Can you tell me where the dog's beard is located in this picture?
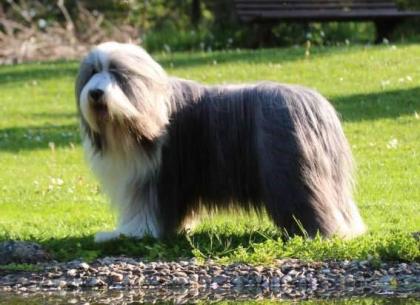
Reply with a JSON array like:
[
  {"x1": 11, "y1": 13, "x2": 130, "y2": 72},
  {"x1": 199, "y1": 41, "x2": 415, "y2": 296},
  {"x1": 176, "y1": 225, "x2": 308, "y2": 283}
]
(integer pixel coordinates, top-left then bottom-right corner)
[
  {"x1": 91, "y1": 106, "x2": 167, "y2": 150},
  {"x1": 85, "y1": 113, "x2": 161, "y2": 155}
]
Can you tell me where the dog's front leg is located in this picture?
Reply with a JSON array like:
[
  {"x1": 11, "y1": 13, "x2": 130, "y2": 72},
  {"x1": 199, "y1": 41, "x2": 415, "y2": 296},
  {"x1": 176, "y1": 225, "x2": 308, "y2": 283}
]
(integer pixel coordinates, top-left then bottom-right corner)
[
  {"x1": 94, "y1": 211, "x2": 160, "y2": 242},
  {"x1": 95, "y1": 187, "x2": 161, "y2": 242}
]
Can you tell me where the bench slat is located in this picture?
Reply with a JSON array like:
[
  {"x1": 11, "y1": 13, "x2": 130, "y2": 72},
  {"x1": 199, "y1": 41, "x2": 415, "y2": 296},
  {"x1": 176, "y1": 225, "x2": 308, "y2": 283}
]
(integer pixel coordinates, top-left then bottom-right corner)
[
  {"x1": 236, "y1": 0, "x2": 394, "y2": 3},
  {"x1": 236, "y1": 4, "x2": 398, "y2": 10},
  {"x1": 234, "y1": 0, "x2": 420, "y2": 21},
  {"x1": 236, "y1": 0, "x2": 395, "y2": 2},
  {"x1": 238, "y1": 9, "x2": 420, "y2": 21}
]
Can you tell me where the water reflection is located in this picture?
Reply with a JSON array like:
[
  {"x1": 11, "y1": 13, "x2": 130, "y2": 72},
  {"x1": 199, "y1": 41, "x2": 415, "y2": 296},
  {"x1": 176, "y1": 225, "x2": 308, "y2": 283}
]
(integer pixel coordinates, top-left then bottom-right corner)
[{"x1": 0, "y1": 290, "x2": 418, "y2": 305}]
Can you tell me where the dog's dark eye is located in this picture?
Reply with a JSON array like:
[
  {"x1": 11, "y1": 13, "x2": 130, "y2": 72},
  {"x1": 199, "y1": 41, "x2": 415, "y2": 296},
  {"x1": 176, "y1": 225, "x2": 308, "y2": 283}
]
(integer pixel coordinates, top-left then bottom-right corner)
[
  {"x1": 109, "y1": 70, "x2": 134, "y2": 99},
  {"x1": 109, "y1": 62, "x2": 133, "y2": 77},
  {"x1": 111, "y1": 70, "x2": 129, "y2": 87}
]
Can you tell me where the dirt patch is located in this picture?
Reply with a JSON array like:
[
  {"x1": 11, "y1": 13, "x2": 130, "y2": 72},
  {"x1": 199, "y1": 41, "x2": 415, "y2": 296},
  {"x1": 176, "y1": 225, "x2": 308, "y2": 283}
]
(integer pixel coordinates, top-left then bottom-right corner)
[{"x1": 0, "y1": 2, "x2": 139, "y2": 64}]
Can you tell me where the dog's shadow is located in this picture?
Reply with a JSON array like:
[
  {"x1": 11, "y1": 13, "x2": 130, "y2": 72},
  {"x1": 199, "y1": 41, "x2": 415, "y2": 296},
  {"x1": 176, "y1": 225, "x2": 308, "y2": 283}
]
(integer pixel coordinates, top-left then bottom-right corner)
[{"x1": 36, "y1": 228, "x2": 283, "y2": 262}]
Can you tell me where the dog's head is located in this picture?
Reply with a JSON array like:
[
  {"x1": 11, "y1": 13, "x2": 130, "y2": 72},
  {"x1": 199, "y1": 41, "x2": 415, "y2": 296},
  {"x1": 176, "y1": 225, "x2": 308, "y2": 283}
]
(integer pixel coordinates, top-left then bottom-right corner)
[{"x1": 76, "y1": 42, "x2": 170, "y2": 152}]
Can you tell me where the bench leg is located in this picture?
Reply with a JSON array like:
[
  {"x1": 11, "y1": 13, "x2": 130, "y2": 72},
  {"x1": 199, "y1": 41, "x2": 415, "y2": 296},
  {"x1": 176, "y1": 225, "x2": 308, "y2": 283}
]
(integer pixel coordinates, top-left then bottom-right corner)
[
  {"x1": 250, "y1": 23, "x2": 275, "y2": 48},
  {"x1": 374, "y1": 19, "x2": 400, "y2": 43},
  {"x1": 191, "y1": 0, "x2": 201, "y2": 28}
]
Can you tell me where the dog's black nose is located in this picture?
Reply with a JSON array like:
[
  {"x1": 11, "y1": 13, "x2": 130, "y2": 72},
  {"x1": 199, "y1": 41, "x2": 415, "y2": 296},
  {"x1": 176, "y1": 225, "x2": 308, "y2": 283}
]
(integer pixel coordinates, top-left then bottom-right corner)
[{"x1": 88, "y1": 89, "x2": 104, "y2": 102}]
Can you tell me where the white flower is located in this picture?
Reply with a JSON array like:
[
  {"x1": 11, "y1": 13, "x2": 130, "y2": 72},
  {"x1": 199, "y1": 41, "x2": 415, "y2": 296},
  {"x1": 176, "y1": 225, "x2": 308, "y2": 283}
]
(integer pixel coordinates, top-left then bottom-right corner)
[
  {"x1": 38, "y1": 19, "x2": 47, "y2": 29},
  {"x1": 381, "y1": 80, "x2": 391, "y2": 88},
  {"x1": 50, "y1": 177, "x2": 64, "y2": 186},
  {"x1": 163, "y1": 44, "x2": 171, "y2": 53},
  {"x1": 387, "y1": 138, "x2": 398, "y2": 149},
  {"x1": 48, "y1": 142, "x2": 55, "y2": 152}
]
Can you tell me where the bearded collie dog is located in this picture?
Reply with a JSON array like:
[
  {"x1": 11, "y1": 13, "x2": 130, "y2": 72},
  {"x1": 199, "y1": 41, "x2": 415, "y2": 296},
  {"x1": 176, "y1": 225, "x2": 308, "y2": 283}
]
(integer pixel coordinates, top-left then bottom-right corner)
[{"x1": 75, "y1": 42, "x2": 366, "y2": 242}]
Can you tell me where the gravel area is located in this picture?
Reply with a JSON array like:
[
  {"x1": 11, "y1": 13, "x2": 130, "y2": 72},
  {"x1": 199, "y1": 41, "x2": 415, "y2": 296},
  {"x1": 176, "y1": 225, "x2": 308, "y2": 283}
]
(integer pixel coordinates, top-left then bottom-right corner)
[
  {"x1": 0, "y1": 241, "x2": 52, "y2": 265},
  {"x1": 1, "y1": 256, "x2": 419, "y2": 301}
]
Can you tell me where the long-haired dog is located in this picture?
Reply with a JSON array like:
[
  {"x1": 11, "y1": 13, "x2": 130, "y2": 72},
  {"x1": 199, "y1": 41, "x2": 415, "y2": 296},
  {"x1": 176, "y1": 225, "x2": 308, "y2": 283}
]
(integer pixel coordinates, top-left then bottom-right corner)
[{"x1": 76, "y1": 42, "x2": 366, "y2": 243}]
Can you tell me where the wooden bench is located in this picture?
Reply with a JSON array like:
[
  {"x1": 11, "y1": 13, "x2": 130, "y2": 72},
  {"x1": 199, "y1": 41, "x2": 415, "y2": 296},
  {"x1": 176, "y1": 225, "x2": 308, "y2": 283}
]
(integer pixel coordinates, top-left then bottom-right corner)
[{"x1": 234, "y1": 0, "x2": 420, "y2": 43}]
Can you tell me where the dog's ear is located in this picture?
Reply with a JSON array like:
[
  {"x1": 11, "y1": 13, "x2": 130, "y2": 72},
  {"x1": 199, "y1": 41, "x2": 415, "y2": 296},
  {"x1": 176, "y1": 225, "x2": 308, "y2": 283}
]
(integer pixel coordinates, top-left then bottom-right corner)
[
  {"x1": 123, "y1": 54, "x2": 170, "y2": 142},
  {"x1": 128, "y1": 112, "x2": 165, "y2": 143},
  {"x1": 108, "y1": 46, "x2": 170, "y2": 143}
]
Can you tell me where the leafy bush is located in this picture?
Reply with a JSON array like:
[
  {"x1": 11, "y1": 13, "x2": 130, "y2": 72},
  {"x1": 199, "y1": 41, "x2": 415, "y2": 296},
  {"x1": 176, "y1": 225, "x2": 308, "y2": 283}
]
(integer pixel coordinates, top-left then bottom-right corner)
[{"x1": 1, "y1": 1, "x2": 419, "y2": 53}]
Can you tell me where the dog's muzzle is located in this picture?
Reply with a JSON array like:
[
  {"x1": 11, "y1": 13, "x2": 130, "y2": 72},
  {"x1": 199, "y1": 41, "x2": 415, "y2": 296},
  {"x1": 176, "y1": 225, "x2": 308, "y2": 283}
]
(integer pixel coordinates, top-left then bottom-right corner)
[{"x1": 88, "y1": 89, "x2": 108, "y2": 119}]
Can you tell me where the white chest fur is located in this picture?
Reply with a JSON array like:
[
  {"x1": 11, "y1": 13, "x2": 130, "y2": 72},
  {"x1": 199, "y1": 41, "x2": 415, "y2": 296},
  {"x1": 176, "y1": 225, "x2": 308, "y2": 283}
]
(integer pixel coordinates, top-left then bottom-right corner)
[{"x1": 83, "y1": 139, "x2": 161, "y2": 241}]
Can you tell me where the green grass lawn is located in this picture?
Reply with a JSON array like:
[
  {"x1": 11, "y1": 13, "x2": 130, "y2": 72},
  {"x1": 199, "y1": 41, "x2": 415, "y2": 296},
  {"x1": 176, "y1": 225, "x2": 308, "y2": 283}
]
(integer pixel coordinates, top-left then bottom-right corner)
[{"x1": 0, "y1": 44, "x2": 419, "y2": 264}]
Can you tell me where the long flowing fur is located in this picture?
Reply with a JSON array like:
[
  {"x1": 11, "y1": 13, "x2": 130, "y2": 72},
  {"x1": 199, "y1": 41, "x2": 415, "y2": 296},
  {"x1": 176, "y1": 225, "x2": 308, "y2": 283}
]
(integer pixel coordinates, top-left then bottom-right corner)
[{"x1": 76, "y1": 42, "x2": 366, "y2": 242}]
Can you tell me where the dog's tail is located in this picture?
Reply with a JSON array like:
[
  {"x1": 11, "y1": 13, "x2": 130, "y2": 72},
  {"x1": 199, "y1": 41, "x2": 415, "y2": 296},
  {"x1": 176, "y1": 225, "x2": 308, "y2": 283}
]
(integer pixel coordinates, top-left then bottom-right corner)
[{"x1": 285, "y1": 85, "x2": 366, "y2": 238}]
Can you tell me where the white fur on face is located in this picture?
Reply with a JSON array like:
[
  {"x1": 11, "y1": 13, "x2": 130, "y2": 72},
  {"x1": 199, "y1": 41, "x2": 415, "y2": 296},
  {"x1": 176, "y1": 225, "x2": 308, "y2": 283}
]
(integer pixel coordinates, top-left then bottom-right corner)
[
  {"x1": 79, "y1": 62, "x2": 139, "y2": 133},
  {"x1": 77, "y1": 42, "x2": 171, "y2": 142}
]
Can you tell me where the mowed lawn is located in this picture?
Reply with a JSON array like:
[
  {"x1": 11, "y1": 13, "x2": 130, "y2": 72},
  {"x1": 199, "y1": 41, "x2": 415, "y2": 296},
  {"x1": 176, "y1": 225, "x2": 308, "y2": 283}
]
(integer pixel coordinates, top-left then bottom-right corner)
[{"x1": 0, "y1": 45, "x2": 419, "y2": 263}]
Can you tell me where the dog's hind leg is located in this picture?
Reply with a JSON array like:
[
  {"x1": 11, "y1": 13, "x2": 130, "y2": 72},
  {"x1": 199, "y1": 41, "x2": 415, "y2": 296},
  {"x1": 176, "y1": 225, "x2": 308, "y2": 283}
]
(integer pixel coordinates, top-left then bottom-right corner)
[
  {"x1": 258, "y1": 131, "x2": 362, "y2": 238},
  {"x1": 256, "y1": 117, "x2": 335, "y2": 237},
  {"x1": 259, "y1": 158, "x2": 329, "y2": 238}
]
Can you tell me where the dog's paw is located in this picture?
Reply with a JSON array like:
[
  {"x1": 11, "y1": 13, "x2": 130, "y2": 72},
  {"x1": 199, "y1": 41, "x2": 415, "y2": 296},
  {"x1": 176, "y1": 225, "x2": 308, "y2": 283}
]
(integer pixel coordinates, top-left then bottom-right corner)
[{"x1": 94, "y1": 230, "x2": 122, "y2": 243}]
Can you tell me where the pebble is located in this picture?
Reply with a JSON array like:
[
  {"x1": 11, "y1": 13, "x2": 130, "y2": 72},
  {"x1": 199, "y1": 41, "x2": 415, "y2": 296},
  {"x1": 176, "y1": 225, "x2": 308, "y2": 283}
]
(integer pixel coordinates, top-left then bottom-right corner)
[
  {"x1": 85, "y1": 277, "x2": 100, "y2": 287},
  {"x1": 66, "y1": 269, "x2": 77, "y2": 277},
  {"x1": 172, "y1": 277, "x2": 189, "y2": 286},
  {"x1": 109, "y1": 272, "x2": 124, "y2": 283},
  {"x1": 231, "y1": 276, "x2": 244, "y2": 286},
  {"x1": 213, "y1": 275, "x2": 229, "y2": 285},
  {"x1": 281, "y1": 275, "x2": 293, "y2": 284},
  {"x1": 79, "y1": 262, "x2": 90, "y2": 271},
  {"x1": 67, "y1": 280, "x2": 80, "y2": 289}
]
